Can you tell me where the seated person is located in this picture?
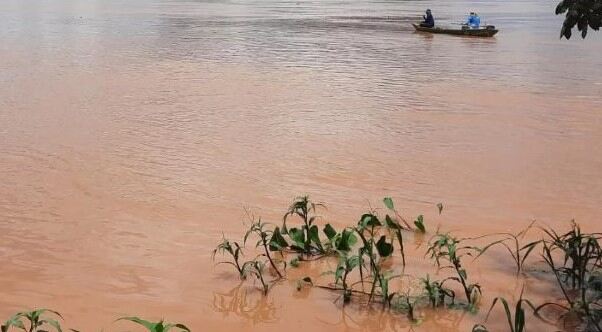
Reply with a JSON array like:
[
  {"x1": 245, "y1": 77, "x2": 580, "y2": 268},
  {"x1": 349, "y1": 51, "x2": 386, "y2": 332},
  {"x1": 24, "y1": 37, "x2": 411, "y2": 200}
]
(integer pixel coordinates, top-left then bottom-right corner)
[
  {"x1": 420, "y1": 9, "x2": 434, "y2": 28},
  {"x1": 465, "y1": 12, "x2": 481, "y2": 29}
]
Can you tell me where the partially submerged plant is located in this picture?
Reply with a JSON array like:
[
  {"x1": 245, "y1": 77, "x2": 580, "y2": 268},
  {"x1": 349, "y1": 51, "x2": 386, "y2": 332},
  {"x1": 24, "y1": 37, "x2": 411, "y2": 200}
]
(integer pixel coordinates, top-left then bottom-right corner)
[
  {"x1": 472, "y1": 287, "x2": 536, "y2": 332},
  {"x1": 282, "y1": 196, "x2": 325, "y2": 254},
  {"x1": 323, "y1": 224, "x2": 357, "y2": 254},
  {"x1": 383, "y1": 213, "x2": 407, "y2": 267},
  {"x1": 117, "y1": 317, "x2": 190, "y2": 332},
  {"x1": 391, "y1": 293, "x2": 421, "y2": 323},
  {"x1": 213, "y1": 218, "x2": 286, "y2": 295},
  {"x1": 427, "y1": 233, "x2": 481, "y2": 306},
  {"x1": 421, "y1": 274, "x2": 455, "y2": 308},
  {"x1": 382, "y1": 197, "x2": 430, "y2": 266},
  {"x1": 413, "y1": 215, "x2": 426, "y2": 233},
  {"x1": 475, "y1": 221, "x2": 541, "y2": 274},
  {"x1": 1, "y1": 309, "x2": 63, "y2": 332},
  {"x1": 383, "y1": 197, "x2": 425, "y2": 233},
  {"x1": 332, "y1": 254, "x2": 362, "y2": 303},
  {"x1": 212, "y1": 237, "x2": 244, "y2": 278},
  {"x1": 242, "y1": 259, "x2": 271, "y2": 295},
  {"x1": 244, "y1": 219, "x2": 285, "y2": 278},
  {"x1": 316, "y1": 211, "x2": 404, "y2": 306},
  {"x1": 543, "y1": 221, "x2": 602, "y2": 290},
  {"x1": 377, "y1": 271, "x2": 403, "y2": 308},
  {"x1": 355, "y1": 212, "x2": 396, "y2": 303},
  {"x1": 538, "y1": 234, "x2": 602, "y2": 331},
  {"x1": 388, "y1": 278, "x2": 431, "y2": 324}
]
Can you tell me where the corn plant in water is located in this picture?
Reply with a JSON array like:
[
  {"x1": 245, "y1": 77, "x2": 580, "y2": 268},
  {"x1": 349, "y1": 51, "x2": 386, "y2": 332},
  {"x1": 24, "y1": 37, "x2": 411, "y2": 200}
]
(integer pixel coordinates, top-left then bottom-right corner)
[
  {"x1": 421, "y1": 274, "x2": 455, "y2": 308},
  {"x1": 332, "y1": 254, "x2": 362, "y2": 303},
  {"x1": 282, "y1": 196, "x2": 326, "y2": 255},
  {"x1": 427, "y1": 233, "x2": 481, "y2": 306},
  {"x1": 472, "y1": 287, "x2": 536, "y2": 332},
  {"x1": 475, "y1": 221, "x2": 541, "y2": 275},
  {"x1": 390, "y1": 293, "x2": 421, "y2": 323},
  {"x1": 1, "y1": 309, "x2": 63, "y2": 332},
  {"x1": 244, "y1": 218, "x2": 285, "y2": 278},
  {"x1": 383, "y1": 197, "x2": 425, "y2": 233},
  {"x1": 323, "y1": 224, "x2": 357, "y2": 254},
  {"x1": 315, "y1": 211, "x2": 405, "y2": 306},
  {"x1": 355, "y1": 213, "x2": 396, "y2": 303},
  {"x1": 242, "y1": 259, "x2": 271, "y2": 295},
  {"x1": 118, "y1": 317, "x2": 190, "y2": 332},
  {"x1": 543, "y1": 221, "x2": 602, "y2": 290},
  {"x1": 212, "y1": 237, "x2": 244, "y2": 278},
  {"x1": 537, "y1": 222, "x2": 602, "y2": 331}
]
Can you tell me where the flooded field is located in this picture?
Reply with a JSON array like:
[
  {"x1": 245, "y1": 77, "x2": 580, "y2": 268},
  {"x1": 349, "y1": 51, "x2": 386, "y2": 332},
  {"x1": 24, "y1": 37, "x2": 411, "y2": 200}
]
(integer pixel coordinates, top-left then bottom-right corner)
[{"x1": 1, "y1": 0, "x2": 601, "y2": 331}]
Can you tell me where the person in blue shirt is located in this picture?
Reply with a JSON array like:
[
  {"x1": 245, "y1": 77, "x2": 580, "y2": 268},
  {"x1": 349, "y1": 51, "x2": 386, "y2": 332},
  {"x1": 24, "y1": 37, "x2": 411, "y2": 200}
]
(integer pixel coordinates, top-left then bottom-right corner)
[
  {"x1": 420, "y1": 9, "x2": 435, "y2": 28},
  {"x1": 465, "y1": 12, "x2": 481, "y2": 28}
]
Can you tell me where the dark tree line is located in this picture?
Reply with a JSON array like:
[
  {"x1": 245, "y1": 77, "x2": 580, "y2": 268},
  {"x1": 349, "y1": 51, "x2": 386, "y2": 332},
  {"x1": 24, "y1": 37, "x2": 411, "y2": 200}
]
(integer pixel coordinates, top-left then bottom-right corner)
[{"x1": 556, "y1": 0, "x2": 602, "y2": 38}]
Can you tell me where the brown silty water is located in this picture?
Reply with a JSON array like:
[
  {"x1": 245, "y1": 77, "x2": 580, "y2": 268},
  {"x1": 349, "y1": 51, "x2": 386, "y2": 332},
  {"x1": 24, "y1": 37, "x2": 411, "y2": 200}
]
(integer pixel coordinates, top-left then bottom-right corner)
[{"x1": 1, "y1": 0, "x2": 601, "y2": 331}]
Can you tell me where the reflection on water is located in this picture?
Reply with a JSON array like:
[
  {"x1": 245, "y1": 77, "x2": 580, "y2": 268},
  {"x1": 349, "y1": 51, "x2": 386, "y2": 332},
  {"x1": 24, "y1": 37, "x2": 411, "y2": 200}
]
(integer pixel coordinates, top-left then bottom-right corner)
[
  {"x1": 212, "y1": 283, "x2": 279, "y2": 323},
  {"x1": 0, "y1": 0, "x2": 601, "y2": 330},
  {"x1": 318, "y1": 307, "x2": 411, "y2": 331}
]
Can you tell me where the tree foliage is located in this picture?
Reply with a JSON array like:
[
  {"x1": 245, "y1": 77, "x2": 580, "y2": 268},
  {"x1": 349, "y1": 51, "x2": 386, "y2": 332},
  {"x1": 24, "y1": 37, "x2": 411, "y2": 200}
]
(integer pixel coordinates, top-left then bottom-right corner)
[{"x1": 556, "y1": 0, "x2": 602, "y2": 39}]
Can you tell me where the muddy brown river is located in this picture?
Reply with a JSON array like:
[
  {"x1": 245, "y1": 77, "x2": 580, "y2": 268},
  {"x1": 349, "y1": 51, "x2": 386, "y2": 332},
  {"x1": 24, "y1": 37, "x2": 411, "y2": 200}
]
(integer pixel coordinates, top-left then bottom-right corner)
[{"x1": 1, "y1": 0, "x2": 601, "y2": 331}]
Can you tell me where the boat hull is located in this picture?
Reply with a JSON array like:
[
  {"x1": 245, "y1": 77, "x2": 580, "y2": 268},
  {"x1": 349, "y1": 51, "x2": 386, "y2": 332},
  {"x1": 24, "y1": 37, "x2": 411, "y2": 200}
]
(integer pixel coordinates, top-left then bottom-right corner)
[{"x1": 412, "y1": 24, "x2": 498, "y2": 37}]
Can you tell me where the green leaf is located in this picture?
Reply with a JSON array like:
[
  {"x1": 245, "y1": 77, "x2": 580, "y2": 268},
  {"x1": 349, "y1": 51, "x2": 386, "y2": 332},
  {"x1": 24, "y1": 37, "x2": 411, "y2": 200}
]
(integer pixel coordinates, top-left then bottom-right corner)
[
  {"x1": 117, "y1": 316, "x2": 189, "y2": 332},
  {"x1": 495, "y1": 298, "x2": 514, "y2": 332},
  {"x1": 334, "y1": 262, "x2": 345, "y2": 283},
  {"x1": 336, "y1": 228, "x2": 357, "y2": 252},
  {"x1": 376, "y1": 236, "x2": 394, "y2": 257},
  {"x1": 359, "y1": 213, "x2": 381, "y2": 228},
  {"x1": 2, "y1": 316, "x2": 26, "y2": 332},
  {"x1": 268, "y1": 227, "x2": 289, "y2": 251},
  {"x1": 383, "y1": 197, "x2": 395, "y2": 210},
  {"x1": 385, "y1": 215, "x2": 400, "y2": 230},
  {"x1": 308, "y1": 225, "x2": 323, "y2": 250},
  {"x1": 288, "y1": 228, "x2": 305, "y2": 248},
  {"x1": 561, "y1": 23, "x2": 573, "y2": 39},
  {"x1": 556, "y1": 1, "x2": 567, "y2": 15},
  {"x1": 518, "y1": 240, "x2": 540, "y2": 267},
  {"x1": 32, "y1": 309, "x2": 63, "y2": 321},
  {"x1": 323, "y1": 224, "x2": 337, "y2": 240},
  {"x1": 347, "y1": 255, "x2": 361, "y2": 270},
  {"x1": 414, "y1": 215, "x2": 426, "y2": 233},
  {"x1": 165, "y1": 324, "x2": 191, "y2": 332},
  {"x1": 117, "y1": 317, "x2": 157, "y2": 332}
]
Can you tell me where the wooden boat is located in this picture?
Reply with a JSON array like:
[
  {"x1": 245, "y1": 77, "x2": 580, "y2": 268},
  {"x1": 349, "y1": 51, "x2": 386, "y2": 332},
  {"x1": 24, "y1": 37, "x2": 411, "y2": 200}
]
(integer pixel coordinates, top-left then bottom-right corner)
[{"x1": 412, "y1": 23, "x2": 498, "y2": 37}]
